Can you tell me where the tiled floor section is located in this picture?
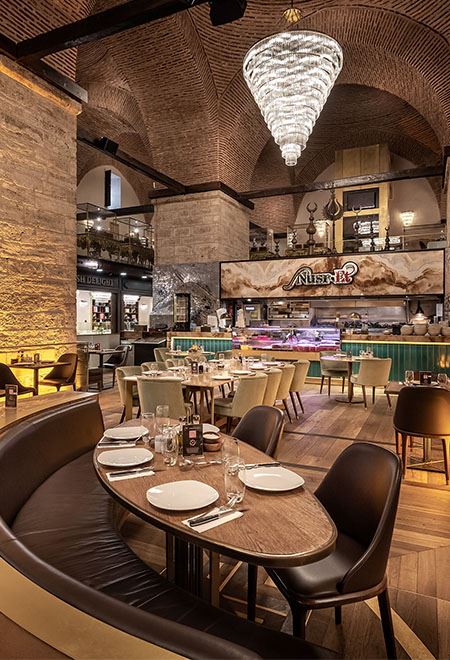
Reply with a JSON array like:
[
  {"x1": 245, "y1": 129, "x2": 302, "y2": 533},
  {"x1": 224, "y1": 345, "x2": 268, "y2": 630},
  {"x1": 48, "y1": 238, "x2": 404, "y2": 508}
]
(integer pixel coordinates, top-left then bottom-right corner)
[{"x1": 101, "y1": 382, "x2": 450, "y2": 658}]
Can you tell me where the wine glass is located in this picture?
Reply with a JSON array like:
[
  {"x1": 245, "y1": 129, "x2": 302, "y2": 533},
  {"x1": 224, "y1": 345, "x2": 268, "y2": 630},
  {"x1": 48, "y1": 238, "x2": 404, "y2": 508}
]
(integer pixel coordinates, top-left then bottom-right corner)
[
  {"x1": 224, "y1": 459, "x2": 246, "y2": 505},
  {"x1": 437, "y1": 373, "x2": 448, "y2": 388},
  {"x1": 404, "y1": 370, "x2": 414, "y2": 386}
]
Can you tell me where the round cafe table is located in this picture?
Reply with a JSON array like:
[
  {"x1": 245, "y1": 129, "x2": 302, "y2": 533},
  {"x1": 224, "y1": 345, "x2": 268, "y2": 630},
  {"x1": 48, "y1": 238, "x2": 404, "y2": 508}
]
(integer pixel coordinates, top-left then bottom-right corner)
[
  {"x1": 321, "y1": 355, "x2": 379, "y2": 404},
  {"x1": 94, "y1": 421, "x2": 336, "y2": 603}
]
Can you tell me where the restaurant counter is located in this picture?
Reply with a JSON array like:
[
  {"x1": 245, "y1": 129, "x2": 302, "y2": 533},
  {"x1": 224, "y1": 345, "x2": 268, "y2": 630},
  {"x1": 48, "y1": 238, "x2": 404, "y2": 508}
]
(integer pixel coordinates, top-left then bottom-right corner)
[{"x1": 167, "y1": 331, "x2": 233, "y2": 356}]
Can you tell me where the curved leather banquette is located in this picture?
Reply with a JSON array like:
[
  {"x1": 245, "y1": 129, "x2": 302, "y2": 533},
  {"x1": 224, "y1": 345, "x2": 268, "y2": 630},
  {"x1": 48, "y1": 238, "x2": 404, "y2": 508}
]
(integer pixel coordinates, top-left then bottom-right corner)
[{"x1": 0, "y1": 396, "x2": 337, "y2": 659}]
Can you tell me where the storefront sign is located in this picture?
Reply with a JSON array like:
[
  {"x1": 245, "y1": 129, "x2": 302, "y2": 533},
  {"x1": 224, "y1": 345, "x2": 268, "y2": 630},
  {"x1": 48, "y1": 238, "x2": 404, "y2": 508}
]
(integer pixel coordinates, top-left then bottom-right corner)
[
  {"x1": 76, "y1": 272, "x2": 118, "y2": 289},
  {"x1": 220, "y1": 250, "x2": 444, "y2": 299},
  {"x1": 283, "y1": 261, "x2": 358, "y2": 290}
]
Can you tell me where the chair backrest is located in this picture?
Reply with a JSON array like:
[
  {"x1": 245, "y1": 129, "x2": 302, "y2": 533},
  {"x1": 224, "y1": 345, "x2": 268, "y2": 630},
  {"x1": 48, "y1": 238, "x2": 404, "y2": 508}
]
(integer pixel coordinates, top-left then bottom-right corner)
[
  {"x1": 106, "y1": 346, "x2": 130, "y2": 367},
  {"x1": 315, "y1": 443, "x2": 401, "y2": 593},
  {"x1": 116, "y1": 366, "x2": 142, "y2": 406},
  {"x1": 262, "y1": 368, "x2": 282, "y2": 406},
  {"x1": 45, "y1": 353, "x2": 78, "y2": 383},
  {"x1": 233, "y1": 406, "x2": 284, "y2": 457},
  {"x1": 394, "y1": 386, "x2": 450, "y2": 437},
  {"x1": 290, "y1": 360, "x2": 310, "y2": 392},
  {"x1": 0, "y1": 363, "x2": 24, "y2": 390},
  {"x1": 356, "y1": 358, "x2": 392, "y2": 387},
  {"x1": 141, "y1": 361, "x2": 168, "y2": 372},
  {"x1": 275, "y1": 363, "x2": 295, "y2": 400},
  {"x1": 184, "y1": 354, "x2": 207, "y2": 364},
  {"x1": 231, "y1": 374, "x2": 267, "y2": 419},
  {"x1": 320, "y1": 352, "x2": 347, "y2": 373},
  {"x1": 153, "y1": 347, "x2": 169, "y2": 362},
  {"x1": 136, "y1": 378, "x2": 186, "y2": 418}
]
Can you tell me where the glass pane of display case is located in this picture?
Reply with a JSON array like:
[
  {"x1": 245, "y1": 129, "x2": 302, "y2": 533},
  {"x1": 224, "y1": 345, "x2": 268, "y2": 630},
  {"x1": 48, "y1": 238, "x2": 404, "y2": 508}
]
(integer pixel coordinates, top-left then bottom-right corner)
[
  {"x1": 232, "y1": 326, "x2": 341, "y2": 353},
  {"x1": 77, "y1": 290, "x2": 113, "y2": 335}
]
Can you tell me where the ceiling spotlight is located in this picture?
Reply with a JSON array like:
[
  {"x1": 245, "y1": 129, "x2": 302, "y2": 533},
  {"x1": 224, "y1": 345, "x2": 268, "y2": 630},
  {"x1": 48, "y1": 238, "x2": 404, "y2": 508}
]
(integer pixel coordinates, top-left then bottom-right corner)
[
  {"x1": 142, "y1": 275, "x2": 148, "y2": 279},
  {"x1": 96, "y1": 268, "x2": 103, "y2": 273},
  {"x1": 120, "y1": 272, "x2": 127, "y2": 277}
]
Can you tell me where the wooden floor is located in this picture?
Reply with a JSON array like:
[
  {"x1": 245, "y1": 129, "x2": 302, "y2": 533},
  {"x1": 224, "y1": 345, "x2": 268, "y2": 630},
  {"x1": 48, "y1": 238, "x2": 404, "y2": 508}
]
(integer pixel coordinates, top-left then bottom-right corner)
[{"x1": 98, "y1": 380, "x2": 450, "y2": 659}]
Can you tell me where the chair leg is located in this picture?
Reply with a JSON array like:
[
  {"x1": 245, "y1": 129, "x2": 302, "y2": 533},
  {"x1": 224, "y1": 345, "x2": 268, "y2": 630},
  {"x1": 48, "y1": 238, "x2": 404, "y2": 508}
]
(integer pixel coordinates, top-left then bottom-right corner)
[
  {"x1": 401, "y1": 433, "x2": 408, "y2": 477},
  {"x1": 378, "y1": 589, "x2": 397, "y2": 659},
  {"x1": 290, "y1": 602, "x2": 308, "y2": 638},
  {"x1": 226, "y1": 417, "x2": 232, "y2": 434},
  {"x1": 112, "y1": 370, "x2": 116, "y2": 387},
  {"x1": 372, "y1": 386, "x2": 376, "y2": 404},
  {"x1": 296, "y1": 391, "x2": 304, "y2": 414},
  {"x1": 341, "y1": 377, "x2": 345, "y2": 393},
  {"x1": 283, "y1": 399, "x2": 292, "y2": 423},
  {"x1": 334, "y1": 605, "x2": 342, "y2": 625},
  {"x1": 362, "y1": 385, "x2": 367, "y2": 408},
  {"x1": 327, "y1": 377, "x2": 331, "y2": 397},
  {"x1": 320, "y1": 376, "x2": 324, "y2": 394},
  {"x1": 386, "y1": 392, "x2": 392, "y2": 408},
  {"x1": 290, "y1": 391, "x2": 299, "y2": 418},
  {"x1": 247, "y1": 564, "x2": 258, "y2": 622},
  {"x1": 442, "y1": 438, "x2": 450, "y2": 485},
  {"x1": 120, "y1": 407, "x2": 125, "y2": 424},
  {"x1": 136, "y1": 405, "x2": 141, "y2": 418}
]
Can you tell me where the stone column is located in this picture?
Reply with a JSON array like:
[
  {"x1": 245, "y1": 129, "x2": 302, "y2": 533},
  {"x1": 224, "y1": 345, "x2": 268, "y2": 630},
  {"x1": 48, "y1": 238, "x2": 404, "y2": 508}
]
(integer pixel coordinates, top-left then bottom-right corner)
[
  {"x1": 0, "y1": 56, "x2": 80, "y2": 349},
  {"x1": 445, "y1": 183, "x2": 450, "y2": 318},
  {"x1": 151, "y1": 191, "x2": 250, "y2": 326}
]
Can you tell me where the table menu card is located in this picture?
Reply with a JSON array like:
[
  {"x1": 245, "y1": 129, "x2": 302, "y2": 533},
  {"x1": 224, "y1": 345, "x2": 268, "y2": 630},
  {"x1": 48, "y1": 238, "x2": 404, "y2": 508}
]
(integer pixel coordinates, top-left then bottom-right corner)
[
  {"x1": 182, "y1": 424, "x2": 204, "y2": 456},
  {"x1": 5, "y1": 384, "x2": 18, "y2": 408}
]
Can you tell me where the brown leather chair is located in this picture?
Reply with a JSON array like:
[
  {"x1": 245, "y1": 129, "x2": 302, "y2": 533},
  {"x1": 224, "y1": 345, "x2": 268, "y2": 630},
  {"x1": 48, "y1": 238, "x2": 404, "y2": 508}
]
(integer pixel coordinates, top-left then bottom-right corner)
[
  {"x1": 40, "y1": 352, "x2": 78, "y2": 391},
  {"x1": 266, "y1": 443, "x2": 401, "y2": 659},
  {"x1": 103, "y1": 345, "x2": 131, "y2": 387},
  {"x1": 233, "y1": 405, "x2": 285, "y2": 621},
  {"x1": 0, "y1": 363, "x2": 36, "y2": 396},
  {"x1": 393, "y1": 385, "x2": 450, "y2": 484}
]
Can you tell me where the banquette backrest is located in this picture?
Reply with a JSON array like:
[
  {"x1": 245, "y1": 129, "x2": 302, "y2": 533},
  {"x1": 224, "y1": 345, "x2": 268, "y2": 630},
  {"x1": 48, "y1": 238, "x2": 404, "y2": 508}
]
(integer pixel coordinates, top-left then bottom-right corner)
[{"x1": 0, "y1": 397, "x2": 104, "y2": 525}]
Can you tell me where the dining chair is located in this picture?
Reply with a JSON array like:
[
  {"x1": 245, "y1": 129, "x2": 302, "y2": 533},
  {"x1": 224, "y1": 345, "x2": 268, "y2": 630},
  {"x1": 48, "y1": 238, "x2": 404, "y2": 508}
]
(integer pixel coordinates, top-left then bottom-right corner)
[
  {"x1": 274, "y1": 363, "x2": 295, "y2": 422},
  {"x1": 116, "y1": 366, "x2": 142, "y2": 423},
  {"x1": 39, "y1": 353, "x2": 78, "y2": 392},
  {"x1": 214, "y1": 374, "x2": 267, "y2": 433},
  {"x1": 289, "y1": 360, "x2": 310, "y2": 417},
  {"x1": 142, "y1": 361, "x2": 168, "y2": 372},
  {"x1": 154, "y1": 347, "x2": 170, "y2": 362},
  {"x1": 266, "y1": 443, "x2": 401, "y2": 659},
  {"x1": 262, "y1": 368, "x2": 282, "y2": 406},
  {"x1": 137, "y1": 377, "x2": 186, "y2": 419},
  {"x1": 0, "y1": 363, "x2": 36, "y2": 396},
  {"x1": 103, "y1": 345, "x2": 130, "y2": 387},
  {"x1": 393, "y1": 385, "x2": 450, "y2": 484},
  {"x1": 350, "y1": 358, "x2": 392, "y2": 408},
  {"x1": 319, "y1": 352, "x2": 347, "y2": 397}
]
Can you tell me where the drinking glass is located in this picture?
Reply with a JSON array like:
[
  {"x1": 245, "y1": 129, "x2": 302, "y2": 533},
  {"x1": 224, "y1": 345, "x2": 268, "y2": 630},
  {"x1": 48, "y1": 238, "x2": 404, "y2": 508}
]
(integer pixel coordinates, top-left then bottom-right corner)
[
  {"x1": 193, "y1": 414, "x2": 201, "y2": 425},
  {"x1": 222, "y1": 436, "x2": 240, "y2": 465},
  {"x1": 184, "y1": 402, "x2": 194, "y2": 424},
  {"x1": 260, "y1": 353, "x2": 268, "y2": 364},
  {"x1": 437, "y1": 373, "x2": 448, "y2": 388},
  {"x1": 218, "y1": 353, "x2": 225, "y2": 361},
  {"x1": 140, "y1": 412, "x2": 155, "y2": 446},
  {"x1": 176, "y1": 344, "x2": 182, "y2": 354},
  {"x1": 224, "y1": 459, "x2": 246, "y2": 505},
  {"x1": 162, "y1": 428, "x2": 178, "y2": 466},
  {"x1": 404, "y1": 370, "x2": 414, "y2": 386}
]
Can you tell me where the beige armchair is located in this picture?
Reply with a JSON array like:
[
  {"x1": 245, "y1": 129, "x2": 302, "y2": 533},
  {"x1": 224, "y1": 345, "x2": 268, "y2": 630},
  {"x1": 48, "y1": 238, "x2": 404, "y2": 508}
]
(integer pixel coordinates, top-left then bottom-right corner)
[
  {"x1": 262, "y1": 368, "x2": 282, "y2": 406},
  {"x1": 214, "y1": 374, "x2": 267, "y2": 433},
  {"x1": 136, "y1": 377, "x2": 186, "y2": 419},
  {"x1": 320, "y1": 351, "x2": 347, "y2": 396},
  {"x1": 141, "y1": 361, "x2": 168, "y2": 372},
  {"x1": 289, "y1": 360, "x2": 310, "y2": 417},
  {"x1": 350, "y1": 358, "x2": 392, "y2": 408},
  {"x1": 116, "y1": 366, "x2": 142, "y2": 423},
  {"x1": 154, "y1": 347, "x2": 170, "y2": 362},
  {"x1": 274, "y1": 363, "x2": 295, "y2": 422}
]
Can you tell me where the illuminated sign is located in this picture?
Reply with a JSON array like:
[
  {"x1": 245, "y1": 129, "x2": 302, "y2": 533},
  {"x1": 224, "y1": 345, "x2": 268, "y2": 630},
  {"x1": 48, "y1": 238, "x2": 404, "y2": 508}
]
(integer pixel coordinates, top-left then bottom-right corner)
[{"x1": 283, "y1": 261, "x2": 358, "y2": 290}]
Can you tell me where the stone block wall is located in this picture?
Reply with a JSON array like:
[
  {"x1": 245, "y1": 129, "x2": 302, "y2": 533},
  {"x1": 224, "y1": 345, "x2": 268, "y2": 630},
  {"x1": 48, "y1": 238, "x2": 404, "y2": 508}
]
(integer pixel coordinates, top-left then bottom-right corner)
[
  {"x1": 153, "y1": 191, "x2": 250, "y2": 265},
  {"x1": 0, "y1": 56, "x2": 79, "y2": 348}
]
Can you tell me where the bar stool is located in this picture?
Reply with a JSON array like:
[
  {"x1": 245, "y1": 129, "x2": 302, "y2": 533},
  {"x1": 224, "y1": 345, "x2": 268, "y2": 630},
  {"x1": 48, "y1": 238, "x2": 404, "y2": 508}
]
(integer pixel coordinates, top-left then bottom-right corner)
[{"x1": 393, "y1": 385, "x2": 450, "y2": 484}]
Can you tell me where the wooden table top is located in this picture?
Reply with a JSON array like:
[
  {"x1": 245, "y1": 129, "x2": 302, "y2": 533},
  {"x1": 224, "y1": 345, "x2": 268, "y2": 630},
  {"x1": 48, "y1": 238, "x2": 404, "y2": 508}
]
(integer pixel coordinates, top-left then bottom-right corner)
[
  {"x1": 385, "y1": 381, "x2": 450, "y2": 395},
  {"x1": 88, "y1": 349, "x2": 118, "y2": 355},
  {"x1": 94, "y1": 428, "x2": 337, "y2": 568},
  {"x1": 124, "y1": 373, "x2": 236, "y2": 388},
  {"x1": 9, "y1": 361, "x2": 70, "y2": 370}
]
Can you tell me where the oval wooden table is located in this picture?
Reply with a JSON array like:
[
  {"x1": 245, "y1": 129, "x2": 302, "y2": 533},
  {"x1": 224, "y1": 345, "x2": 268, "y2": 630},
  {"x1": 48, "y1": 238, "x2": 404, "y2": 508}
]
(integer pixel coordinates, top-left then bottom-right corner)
[{"x1": 94, "y1": 421, "x2": 337, "y2": 605}]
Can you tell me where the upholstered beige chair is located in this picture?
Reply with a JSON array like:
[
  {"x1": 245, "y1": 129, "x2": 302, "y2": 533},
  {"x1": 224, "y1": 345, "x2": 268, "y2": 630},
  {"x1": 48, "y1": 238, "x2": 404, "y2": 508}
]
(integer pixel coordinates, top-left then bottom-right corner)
[
  {"x1": 274, "y1": 363, "x2": 295, "y2": 422},
  {"x1": 262, "y1": 368, "x2": 282, "y2": 406},
  {"x1": 136, "y1": 377, "x2": 186, "y2": 418},
  {"x1": 116, "y1": 366, "x2": 142, "y2": 423},
  {"x1": 154, "y1": 347, "x2": 170, "y2": 362},
  {"x1": 319, "y1": 351, "x2": 347, "y2": 396},
  {"x1": 289, "y1": 360, "x2": 310, "y2": 417},
  {"x1": 214, "y1": 374, "x2": 267, "y2": 433},
  {"x1": 350, "y1": 358, "x2": 392, "y2": 408},
  {"x1": 141, "y1": 361, "x2": 168, "y2": 372}
]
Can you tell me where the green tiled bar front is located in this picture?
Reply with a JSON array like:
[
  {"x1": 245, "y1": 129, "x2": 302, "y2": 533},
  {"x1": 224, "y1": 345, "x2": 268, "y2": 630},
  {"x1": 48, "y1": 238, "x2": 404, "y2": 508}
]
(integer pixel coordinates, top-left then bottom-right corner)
[
  {"x1": 170, "y1": 336, "x2": 233, "y2": 357},
  {"x1": 338, "y1": 341, "x2": 450, "y2": 381}
]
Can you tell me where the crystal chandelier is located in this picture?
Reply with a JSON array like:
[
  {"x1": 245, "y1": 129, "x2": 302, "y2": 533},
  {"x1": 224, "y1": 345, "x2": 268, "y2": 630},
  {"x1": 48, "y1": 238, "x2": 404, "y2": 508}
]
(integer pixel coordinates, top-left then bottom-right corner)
[{"x1": 243, "y1": 26, "x2": 343, "y2": 166}]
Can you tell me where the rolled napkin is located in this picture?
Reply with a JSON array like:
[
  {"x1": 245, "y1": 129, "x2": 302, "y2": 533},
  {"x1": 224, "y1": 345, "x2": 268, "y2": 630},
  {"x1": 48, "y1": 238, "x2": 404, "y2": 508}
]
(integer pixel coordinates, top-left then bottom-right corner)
[{"x1": 182, "y1": 507, "x2": 243, "y2": 533}]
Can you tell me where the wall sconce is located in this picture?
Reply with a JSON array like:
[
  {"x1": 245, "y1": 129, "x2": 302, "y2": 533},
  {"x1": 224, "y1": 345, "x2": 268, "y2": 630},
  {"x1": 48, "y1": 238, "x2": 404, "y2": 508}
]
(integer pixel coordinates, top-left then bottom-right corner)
[{"x1": 400, "y1": 211, "x2": 415, "y2": 227}]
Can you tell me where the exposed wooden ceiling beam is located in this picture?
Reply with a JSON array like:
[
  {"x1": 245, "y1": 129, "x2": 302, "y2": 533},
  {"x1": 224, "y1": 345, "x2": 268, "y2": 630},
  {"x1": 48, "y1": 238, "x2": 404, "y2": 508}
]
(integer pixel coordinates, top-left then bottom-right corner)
[
  {"x1": 16, "y1": 0, "x2": 208, "y2": 61},
  {"x1": 241, "y1": 165, "x2": 444, "y2": 199},
  {"x1": 78, "y1": 133, "x2": 186, "y2": 193},
  {"x1": 150, "y1": 180, "x2": 255, "y2": 210}
]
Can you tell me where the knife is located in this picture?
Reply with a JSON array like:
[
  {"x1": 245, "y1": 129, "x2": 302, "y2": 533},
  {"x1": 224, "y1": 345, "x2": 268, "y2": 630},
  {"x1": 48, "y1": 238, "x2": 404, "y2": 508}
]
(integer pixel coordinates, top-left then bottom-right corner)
[
  {"x1": 189, "y1": 508, "x2": 246, "y2": 528},
  {"x1": 244, "y1": 462, "x2": 281, "y2": 470},
  {"x1": 108, "y1": 466, "x2": 162, "y2": 477}
]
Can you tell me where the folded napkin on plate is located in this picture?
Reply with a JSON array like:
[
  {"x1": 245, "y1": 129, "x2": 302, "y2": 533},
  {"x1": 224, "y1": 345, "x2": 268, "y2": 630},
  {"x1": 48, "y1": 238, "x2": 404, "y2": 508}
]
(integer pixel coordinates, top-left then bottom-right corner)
[
  {"x1": 107, "y1": 469, "x2": 155, "y2": 482},
  {"x1": 182, "y1": 508, "x2": 243, "y2": 533}
]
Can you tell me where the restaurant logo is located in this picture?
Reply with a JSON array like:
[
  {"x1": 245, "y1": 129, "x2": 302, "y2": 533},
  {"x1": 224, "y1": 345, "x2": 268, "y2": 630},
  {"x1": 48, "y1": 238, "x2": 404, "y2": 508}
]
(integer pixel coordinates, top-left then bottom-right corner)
[{"x1": 282, "y1": 261, "x2": 359, "y2": 290}]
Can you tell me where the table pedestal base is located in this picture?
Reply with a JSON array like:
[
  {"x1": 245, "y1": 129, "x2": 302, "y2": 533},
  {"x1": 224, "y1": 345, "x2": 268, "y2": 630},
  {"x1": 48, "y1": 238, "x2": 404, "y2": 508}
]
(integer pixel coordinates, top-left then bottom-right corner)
[{"x1": 335, "y1": 396, "x2": 364, "y2": 404}]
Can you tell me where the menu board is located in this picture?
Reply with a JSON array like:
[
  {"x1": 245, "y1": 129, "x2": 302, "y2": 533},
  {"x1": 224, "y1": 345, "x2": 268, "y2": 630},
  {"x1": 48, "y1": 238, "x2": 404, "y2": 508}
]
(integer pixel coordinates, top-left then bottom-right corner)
[{"x1": 220, "y1": 250, "x2": 444, "y2": 299}]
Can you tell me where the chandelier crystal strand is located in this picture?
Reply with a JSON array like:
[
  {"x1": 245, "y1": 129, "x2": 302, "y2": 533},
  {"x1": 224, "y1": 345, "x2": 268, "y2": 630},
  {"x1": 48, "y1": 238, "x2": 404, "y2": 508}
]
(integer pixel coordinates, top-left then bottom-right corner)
[{"x1": 243, "y1": 31, "x2": 343, "y2": 166}]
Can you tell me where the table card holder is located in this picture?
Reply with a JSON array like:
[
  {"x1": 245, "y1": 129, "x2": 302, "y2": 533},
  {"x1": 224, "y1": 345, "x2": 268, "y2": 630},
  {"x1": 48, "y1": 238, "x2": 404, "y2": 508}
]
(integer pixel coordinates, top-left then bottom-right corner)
[
  {"x1": 182, "y1": 424, "x2": 204, "y2": 457},
  {"x1": 419, "y1": 371, "x2": 432, "y2": 385},
  {"x1": 5, "y1": 384, "x2": 18, "y2": 408},
  {"x1": 191, "y1": 361, "x2": 199, "y2": 375},
  {"x1": 33, "y1": 353, "x2": 40, "y2": 363}
]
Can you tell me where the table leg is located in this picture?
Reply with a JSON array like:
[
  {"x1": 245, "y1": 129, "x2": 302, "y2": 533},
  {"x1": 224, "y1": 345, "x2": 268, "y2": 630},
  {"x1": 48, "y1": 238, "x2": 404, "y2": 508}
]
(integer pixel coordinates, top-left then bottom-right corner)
[
  {"x1": 423, "y1": 437, "x2": 432, "y2": 462},
  {"x1": 210, "y1": 388, "x2": 215, "y2": 425},
  {"x1": 165, "y1": 532, "x2": 175, "y2": 582},
  {"x1": 335, "y1": 361, "x2": 364, "y2": 404},
  {"x1": 33, "y1": 369, "x2": 39, "y2": 396},
  {"x1": 209, "y1": 550, "x2": 220, "y2": 607},
  {"x1": 124, "y1": 380, "x2": 134, "y2": 421},
  {"x1": 98, "y1": 355, "x2": 104, "y2": 391}
]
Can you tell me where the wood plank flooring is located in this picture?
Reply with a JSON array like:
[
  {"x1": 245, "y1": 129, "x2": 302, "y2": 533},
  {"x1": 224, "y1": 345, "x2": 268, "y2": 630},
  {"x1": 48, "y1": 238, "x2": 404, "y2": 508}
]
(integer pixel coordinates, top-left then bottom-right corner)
[{"x1": 99, "y1": 381, "x2": 450, "y2": 659}]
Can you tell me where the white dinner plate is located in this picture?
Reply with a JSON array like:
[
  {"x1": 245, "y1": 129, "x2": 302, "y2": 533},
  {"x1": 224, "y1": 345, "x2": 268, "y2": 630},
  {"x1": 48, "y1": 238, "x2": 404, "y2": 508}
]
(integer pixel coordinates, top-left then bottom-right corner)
[
  {"x1": 104, "y1": 425, "x2": 148, "y2": 440},
  {"x1": 146, "y1": 480, "x2": 219, "y2": 511},
  {"x1": 211, "y1": 374, "x2": 231, "y2": 380},
  {"x1": 203, "y1": 423, "x2": 220, "y2": 433},
  {"x1": 240, "y1": 466, "x2": 305, "y2": 492},
  {"x1": 249, "y1": 364, "x2": 266, "y2": 370},
  {"x1": 97, "y1": 448, "x2": 153, "y2": 468},
  {"x1": 230, "y1": 370, "x2": 252, "y2": 375}
]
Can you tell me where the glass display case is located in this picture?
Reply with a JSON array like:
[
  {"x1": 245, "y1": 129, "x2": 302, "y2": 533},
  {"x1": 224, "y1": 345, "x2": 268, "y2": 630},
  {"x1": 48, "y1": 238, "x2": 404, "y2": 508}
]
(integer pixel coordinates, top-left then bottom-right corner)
[{"x1": 232, "y1": 326, "x2": 340, "y2": 353}]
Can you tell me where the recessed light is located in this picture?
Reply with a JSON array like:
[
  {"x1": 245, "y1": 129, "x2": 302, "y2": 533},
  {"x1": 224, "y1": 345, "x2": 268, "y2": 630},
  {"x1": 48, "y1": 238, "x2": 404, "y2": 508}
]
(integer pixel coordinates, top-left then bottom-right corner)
[
  {"x1": 120, "y1": 272, "x2": 127, "y2": 276},
  {"x1": 96, "y1": 268, "x2": 103, "y2": 273},
  {"x1": 142, "y1": 275, "x2": 148, "y2": 279}
]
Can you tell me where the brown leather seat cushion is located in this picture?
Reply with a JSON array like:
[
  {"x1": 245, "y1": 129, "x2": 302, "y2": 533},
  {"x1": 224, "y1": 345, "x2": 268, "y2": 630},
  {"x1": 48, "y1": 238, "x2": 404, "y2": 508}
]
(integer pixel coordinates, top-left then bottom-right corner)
[{"x1": 12, "y1": 451, "x2": 336, "y2": 659}]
